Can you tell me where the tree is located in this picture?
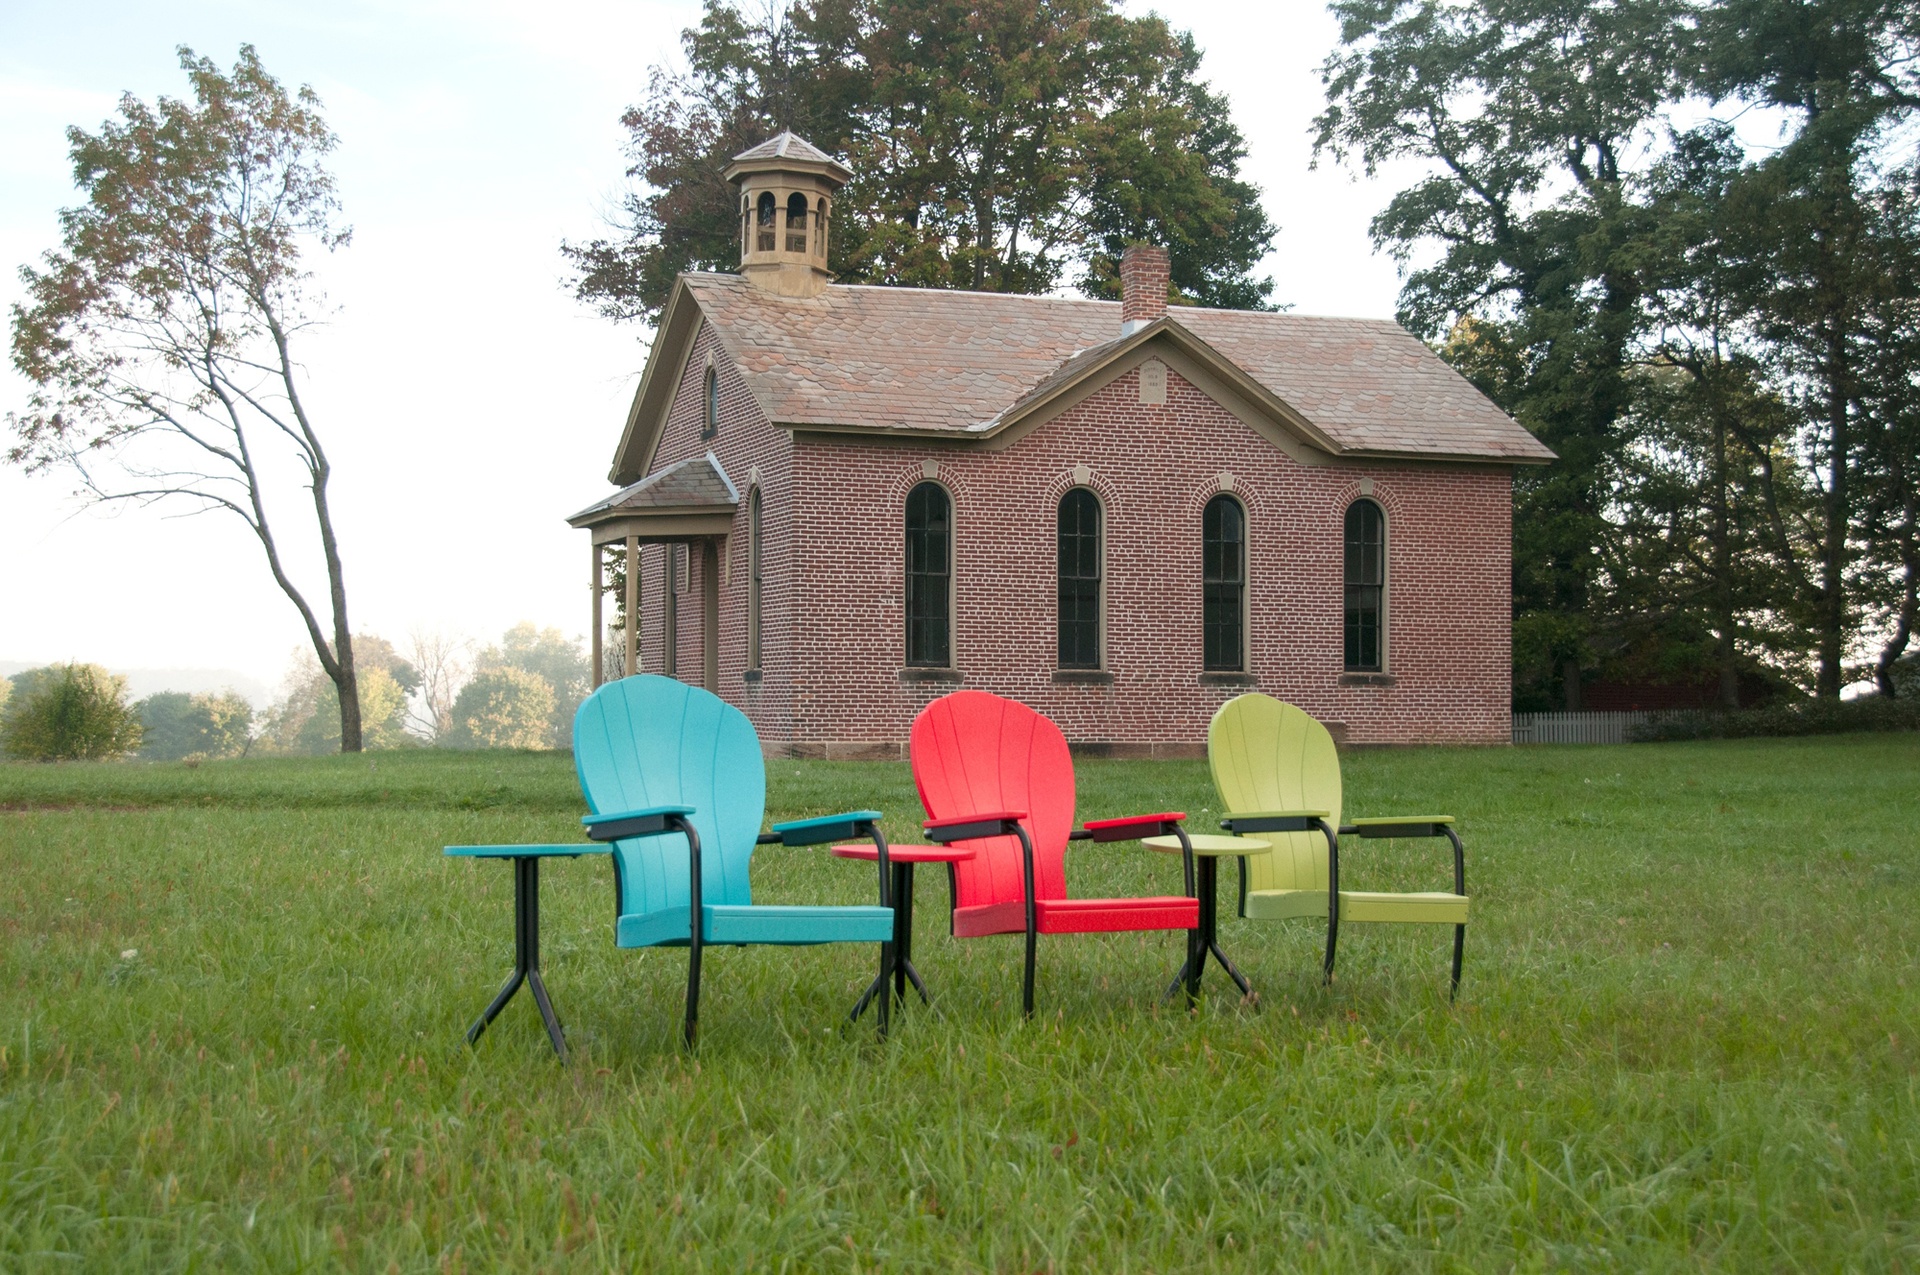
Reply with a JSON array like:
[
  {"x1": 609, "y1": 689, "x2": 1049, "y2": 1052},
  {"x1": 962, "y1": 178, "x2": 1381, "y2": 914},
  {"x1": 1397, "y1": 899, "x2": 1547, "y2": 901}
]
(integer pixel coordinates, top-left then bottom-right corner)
[
  {"x1": 1318, "y1": 0, "x2": 1684, "y2": 707},
  {"x1": 135, "y1": 689, "x2": 254, "y2": 760},
  {"x1": 565, "y1": 0, "x2": 1277, "y2": 323},
  {"x1": 258, "y1": 638, "x2": 412, "y2": 754},
  {"x1": 7, "y1": 46, "x2": 368, "y2": 747},
  {"x1": 403, "y1": 629, "x2": 472, "y2": 743},
  {"x1": 2, "y1": 663, "x2": 143, "y2": 761},
  {"x1": 447, "y1": 667, "x2": 556, "y2": 750},
  {"x1": 474, "y1": 623, "x2": 589, "y2": 749},
  {"x1": 1320, "y1": 0, "x2": 1920, "y2": 704}
]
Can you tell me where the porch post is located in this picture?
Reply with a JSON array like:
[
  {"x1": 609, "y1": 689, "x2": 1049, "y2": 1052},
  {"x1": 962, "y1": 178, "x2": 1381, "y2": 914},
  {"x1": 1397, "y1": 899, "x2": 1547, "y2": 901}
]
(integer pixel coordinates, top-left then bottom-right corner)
[
  {"x1": 702, "y1": 539, "x2": 720, "y2": 693},
  {"x1": 590, "y1": 538, "x2": 604, "y2": 689},
  {"x1": 624, "y1": 533, "x2": 641, "y2": 680}
]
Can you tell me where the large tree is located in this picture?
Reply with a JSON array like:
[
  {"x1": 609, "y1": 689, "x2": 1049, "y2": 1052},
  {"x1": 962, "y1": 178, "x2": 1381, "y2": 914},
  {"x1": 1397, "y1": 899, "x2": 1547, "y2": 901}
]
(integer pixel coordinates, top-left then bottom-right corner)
[
  {"x1": 1320, "y1": 0, "x2": 1920, "y2": 704},
  {"x1": 7, "y1": 46, "x2": 368, "y2": 748},
  {"x1": 565, "y1": 0, "x2": 1278, "y2": 323}
]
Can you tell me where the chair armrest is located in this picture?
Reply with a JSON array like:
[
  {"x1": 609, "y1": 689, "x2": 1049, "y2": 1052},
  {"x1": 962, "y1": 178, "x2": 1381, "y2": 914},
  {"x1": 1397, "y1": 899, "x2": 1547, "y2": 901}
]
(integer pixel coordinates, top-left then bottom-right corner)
[
  {"x1": 763, "y1": 810, "x2": 885, "y2": 846},
  {"x1": 1340, "y1": 816, "x2": 1456, "y2": 838},
  {"x1": 923, "y1": 811, "x2": 1027, "y2": 843},
  {"x1": 1077, "y1": 812, "x2": 1187, "y2": 843},
  {"x1": 444, "y1": 844, "x2": 611, "y2": 859},
  {"x1": 1220, "y1": 810, "x2": 1331, "y2": 834},
  {"x1": 581, "y1": 805, "x2": 697, "y2": 841}
]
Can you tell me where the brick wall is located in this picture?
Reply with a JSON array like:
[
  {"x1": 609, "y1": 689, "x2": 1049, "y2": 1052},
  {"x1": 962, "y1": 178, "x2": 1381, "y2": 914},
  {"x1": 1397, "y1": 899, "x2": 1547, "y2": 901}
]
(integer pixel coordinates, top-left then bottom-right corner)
[
  {"x1": 786, "y1": 358, "x2": 1512, "y2": 754},
  {"x1": 636, "y1": 328, "x2": 1514, "y2": 755}
]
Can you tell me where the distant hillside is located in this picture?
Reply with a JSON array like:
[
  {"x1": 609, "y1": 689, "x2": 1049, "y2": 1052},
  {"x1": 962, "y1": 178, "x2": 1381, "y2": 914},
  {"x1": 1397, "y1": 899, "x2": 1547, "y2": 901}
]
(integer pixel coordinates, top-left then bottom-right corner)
[{"x1": 0, "y1": 662, "x2": 274, "y2": 708}]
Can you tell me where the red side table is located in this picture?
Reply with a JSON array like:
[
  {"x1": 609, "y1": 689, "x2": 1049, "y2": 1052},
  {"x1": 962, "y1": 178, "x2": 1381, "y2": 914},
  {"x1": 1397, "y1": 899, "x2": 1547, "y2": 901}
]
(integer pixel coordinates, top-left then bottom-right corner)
[{"x1": 832, "y1": 842, "x2": 975, "y2": 1020}]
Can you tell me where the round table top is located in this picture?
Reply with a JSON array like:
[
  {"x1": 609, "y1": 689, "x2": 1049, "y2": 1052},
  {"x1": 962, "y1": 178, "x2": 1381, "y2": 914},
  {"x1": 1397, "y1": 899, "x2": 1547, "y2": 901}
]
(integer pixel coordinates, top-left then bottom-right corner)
[
  {"x1": 1141, "y1": 833, "x2": 1271, "y2": 857},
  {"x1": 831, "y1": 843, "x2": 976, "y2": 863}
]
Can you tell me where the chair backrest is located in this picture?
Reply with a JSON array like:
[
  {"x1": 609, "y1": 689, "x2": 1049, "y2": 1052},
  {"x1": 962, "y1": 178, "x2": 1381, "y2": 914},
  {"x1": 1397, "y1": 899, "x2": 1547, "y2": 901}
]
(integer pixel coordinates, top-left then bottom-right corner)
[
  {"x1": 573, "y1": 675, "x2": 766, "y2": 917},
  {"x1": 1207, "y1": 694, "x2": 1343, "y2": 895},
  {"x1": 909, "y1": 690, "x2": 1076, "y2": 908}
]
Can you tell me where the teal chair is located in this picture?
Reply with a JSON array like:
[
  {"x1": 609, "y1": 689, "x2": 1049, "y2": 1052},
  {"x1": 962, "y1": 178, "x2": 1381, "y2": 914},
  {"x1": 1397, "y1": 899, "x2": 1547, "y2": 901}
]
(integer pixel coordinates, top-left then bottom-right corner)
[{"x1": 575, "y1": 675, "x2": 897, "y2": 1046}]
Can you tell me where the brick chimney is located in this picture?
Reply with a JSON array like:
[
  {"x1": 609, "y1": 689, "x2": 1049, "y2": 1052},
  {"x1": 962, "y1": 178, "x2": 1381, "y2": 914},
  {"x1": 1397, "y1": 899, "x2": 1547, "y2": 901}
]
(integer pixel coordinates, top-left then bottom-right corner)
[{"x1": 1119, "y1": 244, "x2": 1169, "y2": 336}]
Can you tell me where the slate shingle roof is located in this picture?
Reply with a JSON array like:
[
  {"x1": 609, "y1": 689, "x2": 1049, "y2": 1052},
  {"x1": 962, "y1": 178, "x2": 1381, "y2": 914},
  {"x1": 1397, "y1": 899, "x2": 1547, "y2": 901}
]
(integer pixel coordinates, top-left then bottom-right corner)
[
  {"x1": 731, "y1": 132, "x2": 840, "y2": 166},
  {"x1": 569, "y1": 451, "x2": 737, "y2": 523},
  {"x1": 682, "y1": 272, "x2": 1553, "y2": 463}
]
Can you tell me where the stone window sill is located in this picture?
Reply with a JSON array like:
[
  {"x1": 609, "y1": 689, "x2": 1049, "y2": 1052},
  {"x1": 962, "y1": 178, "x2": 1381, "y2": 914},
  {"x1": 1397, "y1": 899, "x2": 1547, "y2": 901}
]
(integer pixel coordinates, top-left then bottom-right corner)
[
  {"x1": 899, "y1": 667, "x2": 962, "y2": 684},
  {"x1": 1052, "y1": 669, "x2": 1114, "y2": 685},
  {"x1": 1198, "y1": 671, "x2": 1257, "y2": 687},
  {"x1": 1338, "y1": 672, "x2": 1396, "y2": 687}
]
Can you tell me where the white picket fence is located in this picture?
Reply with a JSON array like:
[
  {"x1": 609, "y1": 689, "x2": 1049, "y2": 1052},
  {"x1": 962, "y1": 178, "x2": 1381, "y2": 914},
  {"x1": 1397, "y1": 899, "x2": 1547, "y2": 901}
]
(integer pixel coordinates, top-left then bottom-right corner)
[{"x1": 1511, "y1": 711, "x2": 1677, "y2": 745}]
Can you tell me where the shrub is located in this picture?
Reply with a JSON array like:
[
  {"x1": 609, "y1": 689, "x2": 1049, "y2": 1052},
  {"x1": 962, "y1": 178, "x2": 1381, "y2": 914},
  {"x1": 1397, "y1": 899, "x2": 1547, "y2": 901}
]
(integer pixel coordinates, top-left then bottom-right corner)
[
  {"x1": 1629, "y1": 695, "x2": 1920, "y2": 742},
  {"x1": 135, "y1": 690, "x2": 254, "y2": 761},
  {"x1": 1, "y1": 663, "x2": 143, "y2": 761},
  {"x1": 447, "y1": 666, "x2": 555, "y2": 750}
]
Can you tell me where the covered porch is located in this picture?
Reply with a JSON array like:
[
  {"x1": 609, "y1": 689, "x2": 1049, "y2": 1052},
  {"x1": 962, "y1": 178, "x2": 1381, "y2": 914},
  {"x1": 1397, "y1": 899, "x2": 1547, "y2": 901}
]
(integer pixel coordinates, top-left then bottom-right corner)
[{"x1": 568, "y1": 453, "x2": 739, "y2": 692}]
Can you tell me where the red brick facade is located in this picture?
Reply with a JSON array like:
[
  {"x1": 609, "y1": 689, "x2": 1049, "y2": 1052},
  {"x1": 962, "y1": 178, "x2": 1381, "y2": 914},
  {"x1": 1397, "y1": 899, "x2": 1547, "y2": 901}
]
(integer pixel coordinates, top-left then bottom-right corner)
[{"x1": 634, "y1": 323, "x2": 1512, "y2": 756}]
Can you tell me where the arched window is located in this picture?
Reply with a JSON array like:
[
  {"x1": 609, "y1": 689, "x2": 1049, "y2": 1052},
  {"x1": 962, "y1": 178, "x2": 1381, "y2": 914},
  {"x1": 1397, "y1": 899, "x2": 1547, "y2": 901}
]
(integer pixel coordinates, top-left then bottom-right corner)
[
  {"x1": 740, "y1": 195, "x2": 751, "y2": 256},
  {"x1": 756, "y1": 191, "x2": 776, "y2": 252},
  {"x1": 815, "y1": 197, "x2": 828, "y2": 258},
  {"x1": 747, "y1": 488, "x2": 764, "y2": 671},
  {"x1": 786, "y1": 191, "x2": 810, "y2": 253},
  {"x1": 1202, "y1": 495, "x2": 1245, "y2": 671},
  {"x1": 1344, "y1": 499, "x2": 1385, "y2": 672},
  {"x1": 1057, "y1": 488, "x2": 1102, "y2": 669},
  {"x1": 905, "y1": 482, "x2": 951, "y2": 667},
  {"x1": 701, "y1": 366, "x2": 719, "y2": 440}
]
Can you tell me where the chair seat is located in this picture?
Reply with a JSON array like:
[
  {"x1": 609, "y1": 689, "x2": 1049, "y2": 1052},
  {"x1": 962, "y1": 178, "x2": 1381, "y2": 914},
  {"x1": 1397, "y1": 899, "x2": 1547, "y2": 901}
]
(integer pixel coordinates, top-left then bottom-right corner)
[
  {"x1": 618, "y1": 904, "x2": 894, "y2": 948},
  {"x1": 953, "y1": 896, "x2": 1198, "y2": 938},
  {"x1": 1245, "y1": 889, "x2": 1469, "y2": 924}
]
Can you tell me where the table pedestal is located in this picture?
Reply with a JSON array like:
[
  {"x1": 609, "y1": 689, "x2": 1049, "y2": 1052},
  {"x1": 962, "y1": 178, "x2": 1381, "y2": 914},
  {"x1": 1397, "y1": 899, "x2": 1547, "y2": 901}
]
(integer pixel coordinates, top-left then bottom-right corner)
[
  {"x1": 849, "y1": 859, "x2": 932, "y2": 1020},
  {"x1": 1161, "y1": 855, "x2": 1254, "y2": 1004},
  {"x1": 464, "y1": 856, "x2": 570, "y2": 1059}
]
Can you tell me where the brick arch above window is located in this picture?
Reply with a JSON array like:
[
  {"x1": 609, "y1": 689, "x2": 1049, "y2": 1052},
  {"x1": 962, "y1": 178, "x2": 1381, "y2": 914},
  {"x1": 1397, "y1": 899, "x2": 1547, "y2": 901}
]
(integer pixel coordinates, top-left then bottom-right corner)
[
  {"x1": 1038, "y1": 466, "x2": 1122, "y2": 518},
  {"x1": 1183, "y1": 473, "x2": 1266, "y2": 523}
]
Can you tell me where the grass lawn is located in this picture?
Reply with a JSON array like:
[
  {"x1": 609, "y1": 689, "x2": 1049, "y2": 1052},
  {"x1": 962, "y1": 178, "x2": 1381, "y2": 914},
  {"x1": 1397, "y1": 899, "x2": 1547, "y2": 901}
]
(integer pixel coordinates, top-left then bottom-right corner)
[{"x1": 1, "y1": 736, "x2": 1916, "y2": 1271}]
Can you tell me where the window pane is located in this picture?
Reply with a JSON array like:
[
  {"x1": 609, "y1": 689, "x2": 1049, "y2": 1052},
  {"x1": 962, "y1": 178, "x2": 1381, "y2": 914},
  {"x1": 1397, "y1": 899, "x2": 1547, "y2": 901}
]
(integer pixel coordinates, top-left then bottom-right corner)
[
  {"x1": 1344, "y1": 501, "x2": 1384, "y2": 671},
  {"x1": 1057, "y1": 488, "x2": 1101, "y2": 668},
  {"x1": 905, "y1": 483, "x2": 951, "y2": 667},
  {"x1": 1202, "y1": 495, "x2": 1244, "y2": 671}
]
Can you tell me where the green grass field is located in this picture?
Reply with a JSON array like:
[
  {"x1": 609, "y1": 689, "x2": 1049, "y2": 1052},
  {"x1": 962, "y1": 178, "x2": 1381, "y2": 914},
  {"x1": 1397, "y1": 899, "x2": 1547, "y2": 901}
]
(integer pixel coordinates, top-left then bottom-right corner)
[{"x1": 2, "y1": 736, "x2": 1916, "y2": 1271}]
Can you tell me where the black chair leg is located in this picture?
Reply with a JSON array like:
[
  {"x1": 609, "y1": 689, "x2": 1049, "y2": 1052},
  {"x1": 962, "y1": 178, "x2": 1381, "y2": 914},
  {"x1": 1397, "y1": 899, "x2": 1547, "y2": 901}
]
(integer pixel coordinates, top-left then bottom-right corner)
[
  {"x1": 1450, "y1": 924, "x2": 1465, "y2": 1001},
  {"x1": 1323, "y1": 919, "x2": 1339, "y2": 985},
  {"x1": 1022, "y1": 931, "x2": 1036, "y2": 1019},
  {"x1": 683, "y1": 944, "x2": 701, "y2": 1050}
]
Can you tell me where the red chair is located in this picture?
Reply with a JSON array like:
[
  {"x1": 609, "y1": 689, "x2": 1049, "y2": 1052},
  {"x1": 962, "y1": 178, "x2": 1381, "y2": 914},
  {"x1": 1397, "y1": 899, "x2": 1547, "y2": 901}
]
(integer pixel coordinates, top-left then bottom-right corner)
[{"x1": 909, "y1": 690, "x2": 1200, "y2": 1017}]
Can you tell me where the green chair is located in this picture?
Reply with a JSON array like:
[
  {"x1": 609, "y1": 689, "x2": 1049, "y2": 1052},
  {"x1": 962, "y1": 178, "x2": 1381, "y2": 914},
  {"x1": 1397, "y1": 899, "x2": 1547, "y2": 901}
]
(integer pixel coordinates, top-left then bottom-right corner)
[{"x1": 1207, "y1": 694, "x2": 1468, "y2": 996}]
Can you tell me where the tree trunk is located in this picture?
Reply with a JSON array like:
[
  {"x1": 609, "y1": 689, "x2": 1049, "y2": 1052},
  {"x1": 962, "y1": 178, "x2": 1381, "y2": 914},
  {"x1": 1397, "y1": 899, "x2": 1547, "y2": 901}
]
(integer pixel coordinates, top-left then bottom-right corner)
[
  {"x1": 1817, "y1": 325, "x2": 1851, "y2": 699},
  {"x1": 1562, "y1": 658, "x2": 1582, "y2": 711},
  {"x1": 1712, "y1": 406, "x2": 1741, "y2": 710}
]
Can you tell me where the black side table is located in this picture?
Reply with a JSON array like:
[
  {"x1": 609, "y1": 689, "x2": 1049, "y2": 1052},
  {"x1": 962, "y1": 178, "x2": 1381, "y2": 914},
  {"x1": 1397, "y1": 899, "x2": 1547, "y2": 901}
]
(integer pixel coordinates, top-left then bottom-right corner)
[
  {"x1": 831, "y1": 842, "x2": 976, "y2": 1020},
  {"x1": 1143, "y1": 834, "x2": 1270, "y2": 1002},
  {"x1": 444, "y1": 844, "x2": 610, "y2": 1060}
]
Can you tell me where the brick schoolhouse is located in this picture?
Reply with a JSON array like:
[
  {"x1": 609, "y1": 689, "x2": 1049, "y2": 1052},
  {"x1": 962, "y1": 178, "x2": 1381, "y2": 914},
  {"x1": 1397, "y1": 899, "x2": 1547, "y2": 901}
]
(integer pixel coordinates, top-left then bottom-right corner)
[{"x1": 568, "y1": 133, "x2": 1554, "y2": 756}]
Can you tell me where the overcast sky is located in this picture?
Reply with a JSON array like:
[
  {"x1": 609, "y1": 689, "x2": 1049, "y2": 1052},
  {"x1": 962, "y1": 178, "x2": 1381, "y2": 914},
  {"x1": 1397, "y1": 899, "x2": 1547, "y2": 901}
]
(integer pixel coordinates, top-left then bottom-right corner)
[{"x1": 0, "y1": 0, "x2": 1422, "y2": 698}]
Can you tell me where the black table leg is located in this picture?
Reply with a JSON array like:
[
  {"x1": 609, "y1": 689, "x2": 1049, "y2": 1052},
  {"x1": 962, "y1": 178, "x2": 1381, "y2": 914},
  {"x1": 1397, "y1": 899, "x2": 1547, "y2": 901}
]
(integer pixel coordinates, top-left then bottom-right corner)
[
  {"x1": 1164, "y1": 857, "x2": 1255, "y2": 1005},
  {"x1": 464, "y1": 857, "x2": 569, "y2": 1061},
  {"x1": 850, "y1": 861, "x2": 933, "y2": 1021}
]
